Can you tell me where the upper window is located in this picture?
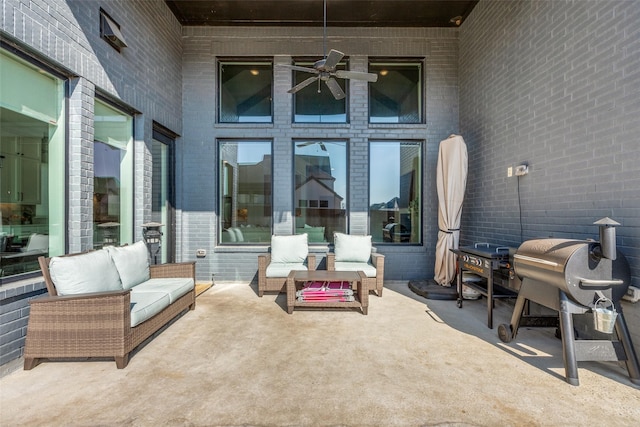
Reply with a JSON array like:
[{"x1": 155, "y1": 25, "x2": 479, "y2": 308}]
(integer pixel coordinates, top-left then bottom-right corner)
[
  {"x1": 369, "y1": 141, "x2": 422, "y2": 244},
  {"x1": 93, "y1": 100, "x2": 134, "y2": 249},
  {"x1": 293, "y1": 60, "x2": 347, "y2": 123},
  {"x1": 369, "y1": 62, "x2": 422, "y2": 124},
  {"x1": 219, "y1": 140, "x2": 272, "y2": 244},
  {"x1": 219, "y1": 62, "x2": 272, "y2": 123},
  {"x1": 294, "y1": 140, "x2": 347, "y2": 243},
  {"x1": 0, "y1": 50, "x2": 65, "y2": 280}
]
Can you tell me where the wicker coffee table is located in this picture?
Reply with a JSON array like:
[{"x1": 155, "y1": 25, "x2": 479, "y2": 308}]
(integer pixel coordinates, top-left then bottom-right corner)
[{"x1": 286, "y1": 270, "x2": 368, "y2": 315}]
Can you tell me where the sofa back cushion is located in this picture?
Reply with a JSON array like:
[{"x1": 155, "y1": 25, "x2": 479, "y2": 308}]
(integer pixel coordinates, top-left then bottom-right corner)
[
  {"x1": 49, "y1": 249, "x2": 122, "y2": 295},
  {"x1": 270, "y1": 234, "x2": 308, "y2": 264},
  {"x1": 107, "y1": 241, "x2": 150, "y2": 289},
  {"x1": 334, "y1": 233, "x2": 372, "y2": 263}
]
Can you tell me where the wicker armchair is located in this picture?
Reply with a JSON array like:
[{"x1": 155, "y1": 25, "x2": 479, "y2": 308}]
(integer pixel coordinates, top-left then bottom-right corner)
[
  {"x1": 257, "y1": 234, "x2": 316, "y2": 296},
  {"x1": 24, "y1": 250, "x2": 196, "y2": 370},
  {"x1": 326, "y1": 233, "x2": 385, "y2": 296}
]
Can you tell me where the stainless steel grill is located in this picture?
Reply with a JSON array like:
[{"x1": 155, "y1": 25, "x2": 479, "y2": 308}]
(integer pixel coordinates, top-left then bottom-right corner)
[{"x1": 498, "y1": 218, "x2": 640, "y2": 386}]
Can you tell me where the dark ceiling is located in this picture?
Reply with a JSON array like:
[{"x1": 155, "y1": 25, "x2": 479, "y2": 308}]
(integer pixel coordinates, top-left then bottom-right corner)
[{"x1": 165, "y1": 1, "x2": 479, "y2": 27}]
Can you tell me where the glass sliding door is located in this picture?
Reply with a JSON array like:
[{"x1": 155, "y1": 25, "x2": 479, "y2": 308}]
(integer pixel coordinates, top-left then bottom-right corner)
[
  {"x1": 0, "y1": 51, "x2": 65, "y2": 280},
  {"x1": 93, "y1": 100, "x2": 133, "y2": 248}
]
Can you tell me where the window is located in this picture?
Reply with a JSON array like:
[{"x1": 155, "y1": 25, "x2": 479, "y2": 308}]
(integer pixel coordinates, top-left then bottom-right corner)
[
  {"x1": 219, "y1": 62, "x2": 272, "y2": 123},
  {"x1": 369, "y1": 141, "x2": 422, "y2": 244},
  {"x1": 93, "y1": 100, "x2": 133, "y2": 248},
  {"x1": 293, "y1": 61, "x2": 347, "y2": 123},
  {"x1": 219, "y1": 140, "x2": 272, "y2": 244},
  {"x1": 369, "y1": 62, "x2": 422, "y2": 123},
  {"x1": 294, "y1": 140, "x2": 347, "y2": 243},
  {"x1": 0, "y1": 51, "x2": 65, "y2": 280}
]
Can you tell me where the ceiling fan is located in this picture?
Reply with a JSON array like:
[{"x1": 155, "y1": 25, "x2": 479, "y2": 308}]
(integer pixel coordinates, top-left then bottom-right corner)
[{"x1": 280, "y1": 0, "x2": 378, "y2": 100}]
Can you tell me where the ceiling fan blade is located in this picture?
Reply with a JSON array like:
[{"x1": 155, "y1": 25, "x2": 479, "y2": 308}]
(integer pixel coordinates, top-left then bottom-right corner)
[
  {"x1": 325, "y1": 78, "x2": 345, "y2": 100},
  {"x1": 334, "y1": 70, "x2": 379, "y2": 82},
  {"x1": 322, "y1": 49, "x2": 344, "y2": 70},
  {"x1": 288, "y1": 76, "x2": 318, "y2": 94},
  {"x1": 278, "y1": 64, "x2": 320, "y2": 74}
]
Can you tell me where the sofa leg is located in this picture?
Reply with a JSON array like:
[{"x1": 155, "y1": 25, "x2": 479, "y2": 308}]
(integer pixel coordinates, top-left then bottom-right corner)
[
  {"x1": 258, "y1": 289, "x2": 264, "y2": 297},
  {"x1": 24, "y1": 357, "x2": 41, "y2": 370},
  {"x1": 115, "y1": 354, "x2": 129, "y2": 369},
  {"x1": 189, "y1": 302, "x2": 196, "y2": 310}
]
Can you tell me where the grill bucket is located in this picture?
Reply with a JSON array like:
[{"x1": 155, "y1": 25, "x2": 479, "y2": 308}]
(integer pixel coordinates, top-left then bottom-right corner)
[{"x1": 593, "y1": 297, "x2": 618, "y2": 334}]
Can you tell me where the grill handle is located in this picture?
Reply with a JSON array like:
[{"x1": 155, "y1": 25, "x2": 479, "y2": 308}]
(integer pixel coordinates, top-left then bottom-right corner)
[{"x1": 578, "y1": 278, "x2": 624, "y2": 287}]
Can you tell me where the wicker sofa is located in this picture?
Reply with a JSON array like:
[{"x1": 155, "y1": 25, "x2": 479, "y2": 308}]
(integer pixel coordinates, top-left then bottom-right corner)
[{"x1": 23, "y1": 241, "x2": 196, "y2": 370}]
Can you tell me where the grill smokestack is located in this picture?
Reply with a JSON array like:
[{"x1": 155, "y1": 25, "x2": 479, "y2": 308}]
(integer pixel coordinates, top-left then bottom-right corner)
[{"x1": 594, "y1": 217, "x2": 619, "y2": 261}]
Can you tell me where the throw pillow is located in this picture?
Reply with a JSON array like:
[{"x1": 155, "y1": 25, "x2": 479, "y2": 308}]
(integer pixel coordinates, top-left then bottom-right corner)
[
  {"x1": 49, "y1": 249, "x2": 122, "y2": 295},
  {"x1": 334, "y1": 233, "x2": 372, "y2": 263},
  {"x1": 107, "y1": 241, "x2": 150, "y2": 289},
  {"x1": 270, "y1": 233, "x2": 308, "y2": 264}
]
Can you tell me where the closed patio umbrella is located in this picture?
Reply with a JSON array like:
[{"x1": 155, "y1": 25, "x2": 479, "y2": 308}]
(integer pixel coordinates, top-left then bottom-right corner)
[{"x1": 434, "y1": 134, "x2": 468, "y2": 286}]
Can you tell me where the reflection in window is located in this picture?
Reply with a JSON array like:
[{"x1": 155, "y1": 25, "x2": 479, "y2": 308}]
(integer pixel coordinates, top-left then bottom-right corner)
[
  {"x1": 293, "y1": 61, "x2": 347, "y2": 123},
  {"x1": 93, "y1": 100, "x2": 133, "y2": 248},
  {"x1": 369, "y1": 141, "x2": 422, "y2": 244},
  {"x1": 369, "y1": 62, "x2": 422, "y2": 123},
  {"x1": 0, "y1": 51, "x2": 65, "y2": 279},
  {"x1": 294, "y1": 140, "x2": 347, "y2": 243},
  {"x1": 219, "y1": 62, "x2": 272, "y2": 123},
  {"x1": 219, "y1": 140, "x2": 272, "y2": 244}
]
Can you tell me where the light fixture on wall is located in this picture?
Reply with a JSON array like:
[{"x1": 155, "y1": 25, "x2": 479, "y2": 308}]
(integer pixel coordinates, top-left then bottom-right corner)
[
  {"x1": 449, "y1": 15, "x2": 462, "y2": 26},
  {"x1": 100, "y1": 9, "x2": 128, "y2": 51}
]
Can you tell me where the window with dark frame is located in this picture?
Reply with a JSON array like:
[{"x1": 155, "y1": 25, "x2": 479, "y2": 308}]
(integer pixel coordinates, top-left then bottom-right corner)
[
  {"x1": 292, "y1": 61, "x2": 348, "y2": 123},
  {"x1": 219, "y1": 62, "x2": 273, "y2": 123},
  {"x1": 369, "y1": 140, "x2": 422, "y2": 244},
  {"x1": 218, "y1": 140, "x2": 272, "y2": 244},
  {"x1": 294, "y1": 140, "x2": 348, "y2": 244},
  {"x1": 369, "y1": 62, "x2": 423, "y2": 124}
]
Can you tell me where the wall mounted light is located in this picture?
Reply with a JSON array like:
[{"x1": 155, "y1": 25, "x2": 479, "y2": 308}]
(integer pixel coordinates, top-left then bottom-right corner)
[
  {"x1": 379, "y1": 70, "x2": 388, "y2": 76},
  {"x1": 250, "y1": 69, "x2": 260, "y2": 76}
]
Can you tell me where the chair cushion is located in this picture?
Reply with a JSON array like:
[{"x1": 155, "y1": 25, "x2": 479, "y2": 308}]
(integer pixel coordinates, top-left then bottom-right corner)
[
  {"x1": 265, "y1": 262, "x2": 307, "y2": 278},
  {"x1": 132, "y1": 277, "x2": 194, "y2": 303},
  {"x1": 129, "y1": 290, "x2": 171, "y2": 327},
  {"x1": 334, "y1": 233, "x2": 372, "y2": 263},
  {"x1": 270, "y1": 234, "x2": 308, "y2": 264},
  {"x1": 107, "y1": 241, "x2": 150, "y2": 289},
  {"x1": 49, "y1": 249, "x2": 122, "y2": 295},
  {"x1": 333, "y1": 261, "x2": 378, "y2": 277}
]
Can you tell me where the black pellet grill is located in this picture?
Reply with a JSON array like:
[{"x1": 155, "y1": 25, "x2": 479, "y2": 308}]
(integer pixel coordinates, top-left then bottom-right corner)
[{"x1": 498, "y1": 218, "x2": 640, "y2": 386}]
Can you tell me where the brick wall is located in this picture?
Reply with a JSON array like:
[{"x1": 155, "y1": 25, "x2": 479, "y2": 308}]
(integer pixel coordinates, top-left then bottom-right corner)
[
  {"x1": 459, "y1": 0, "x2": 639, "y2": 351},
  {"x1": 180, "y1": 26, "x2": 460, "y2": 282}
]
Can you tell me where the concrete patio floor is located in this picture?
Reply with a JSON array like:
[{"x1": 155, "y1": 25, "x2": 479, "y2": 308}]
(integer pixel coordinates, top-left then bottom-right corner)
[{"x1": 1, "y1": 280, "x2": 639, "y2": 426}]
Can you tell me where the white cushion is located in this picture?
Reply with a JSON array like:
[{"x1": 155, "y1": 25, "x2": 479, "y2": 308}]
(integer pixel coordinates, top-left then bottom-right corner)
[
  {"x1": 132, "y1": 278, "x2": 194, "y2": 303},
  {"x1": 107, "y1": 241, "x2": 150, "y2": 289},
  {"x1": 334, "y1": 261, "x2": 377, "y2": 278},
  {"x1": 270, "y1": 234, "x2": 308, "y2": 264},
  {"x1": 232, "y1": 227, "x2": 244, "y2": 242},
  {"x1": 49, "y1": 249, "x2": 122, "y2": 295},
  {"x1": 334, "y1": 233, "x2": 372, "y2": 263},
  {"x1": 265, "y1": 262, "x2": 307, "y2": 278},
  {"x1": 129, "y1": 290, "x2": 170, "y2": 327}
]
